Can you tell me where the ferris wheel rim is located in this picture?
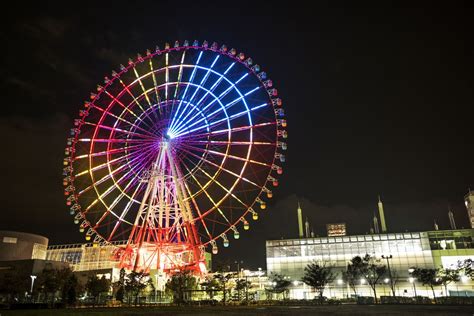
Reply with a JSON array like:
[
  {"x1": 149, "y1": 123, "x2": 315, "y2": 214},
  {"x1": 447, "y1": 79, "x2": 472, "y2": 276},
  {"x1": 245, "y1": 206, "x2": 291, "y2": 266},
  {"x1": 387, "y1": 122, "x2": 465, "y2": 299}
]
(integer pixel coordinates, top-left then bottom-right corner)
[{"x1": 64, "y1": 41, "x2": 286, "y2": 249}]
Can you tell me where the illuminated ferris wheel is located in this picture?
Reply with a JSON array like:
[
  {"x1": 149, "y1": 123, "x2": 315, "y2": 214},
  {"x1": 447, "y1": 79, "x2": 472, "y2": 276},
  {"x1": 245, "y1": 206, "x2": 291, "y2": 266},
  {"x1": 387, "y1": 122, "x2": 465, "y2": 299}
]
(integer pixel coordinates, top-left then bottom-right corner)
[{"x1": 63, "y1": 40, "x2": 287, "y2": 273}]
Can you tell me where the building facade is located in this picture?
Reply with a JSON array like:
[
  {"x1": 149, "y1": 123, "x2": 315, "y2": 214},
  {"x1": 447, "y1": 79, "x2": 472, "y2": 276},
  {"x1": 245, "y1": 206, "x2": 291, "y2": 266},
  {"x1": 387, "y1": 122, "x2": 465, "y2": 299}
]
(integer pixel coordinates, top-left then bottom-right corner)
[{"x1": 266, "y1": 229, "x2": 474, "y2": 299}]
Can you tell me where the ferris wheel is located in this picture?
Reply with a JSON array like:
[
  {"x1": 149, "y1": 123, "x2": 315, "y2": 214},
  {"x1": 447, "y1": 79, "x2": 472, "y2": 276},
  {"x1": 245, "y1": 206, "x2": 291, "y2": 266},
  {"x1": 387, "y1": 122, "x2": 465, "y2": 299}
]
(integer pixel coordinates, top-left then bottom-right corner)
[{"x1": 63, "y1": 40, "x2": 287, "y2": 273}]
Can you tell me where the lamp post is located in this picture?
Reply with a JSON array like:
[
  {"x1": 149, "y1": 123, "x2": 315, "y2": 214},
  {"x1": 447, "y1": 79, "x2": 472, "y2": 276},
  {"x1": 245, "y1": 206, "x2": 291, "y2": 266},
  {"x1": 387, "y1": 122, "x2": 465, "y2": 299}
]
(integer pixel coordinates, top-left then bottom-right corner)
[
  {"x1": 154, "y1": 274, "x2": 159, "y2": 303},
  {"x1": 235, "y1": 260, "x2": 243, "y2": 277},
  {"x1": 408, "y1": 268, "x2": 417, "y2": 298},
  {"x1": 30, "y1": 275, "x2": 37, "y2": 294},
  {"x1": 381, "y1": 255, "x2": 395, "y2": 297},
  {"x1": 409, "y1": 277, "x2": 417, "y2": 297}
]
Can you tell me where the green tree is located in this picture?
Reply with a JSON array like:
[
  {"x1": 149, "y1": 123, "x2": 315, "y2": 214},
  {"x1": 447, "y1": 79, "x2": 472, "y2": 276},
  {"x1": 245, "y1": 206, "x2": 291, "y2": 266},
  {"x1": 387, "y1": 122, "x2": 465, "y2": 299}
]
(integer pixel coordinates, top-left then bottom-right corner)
[
  {"x1": 235, "y1": 278, "x2": 251, "y2": 301},
  {"x1": 37, "y1": 268, "x2": 61, "y2": 304},
  {"x1": 410, "y1": 268, "x2": 442, "y2": 302},
  {"x1": 63, "y1": 273, "x2": 79, "y2": 305},
  {"x1": 200, "y1": 276, "x2": 222, "y2": 299},
  {"x1": 343, "y1": 256, "x2": 365, "y2": 296},
  {"x1": 86, "y1": 275, "x2": 110, "y2": 305},
  {"x1": 266, "y1": 273, "x2": 291, "y2": 300},
  {"x1": 115, "y1": 285, "x2": 125, "y2": 302},
  {"x1": 301, "y1": 262, "x2": 336, "y2": 302},
  {"x1": 124, "y1": 271, "x2": 153, "y2": 306},
  {"x1": 165, "y1": 270, "x2": 197, "y2": 305},
  {"x1": 438, "y1": 267, "x2": 460, "y2": 296},
  {"x1": 458, "y1": 259, "x2": 473, "y2": 279},
  {"x1": 0, "y1": 271, "x2": 29, "y2": 303},
  {"x1": 214, "y1": 273, "x2": 232, "y2": 305},
  {"x1": 359, "y1": 254, "x2": 387, "y2": 304}
]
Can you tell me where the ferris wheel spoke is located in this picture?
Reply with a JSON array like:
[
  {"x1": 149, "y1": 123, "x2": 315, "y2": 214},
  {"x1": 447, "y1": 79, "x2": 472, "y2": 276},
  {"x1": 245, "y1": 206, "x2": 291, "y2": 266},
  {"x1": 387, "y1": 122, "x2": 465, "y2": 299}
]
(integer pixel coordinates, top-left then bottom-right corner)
[
  {"x1": 76, "y1": 142, "x2": 156, "y2": 192},
  {"x1": 92, "y1": 171, "x2": 145, "y2": 230},
  {"x1": 74, "y1": 143, "x2": 147, "y2": 160},
  {"x1": 164, "y1": 52, "x2": 170, "y2": 110},
  {"x1": 92, "y1": 104, "x2": 157, "y2": 138},
  {"x1": 132, "y1": 66, "x2": 153, "y2": 109},
  {"x1": 168, "y1": 50, "x2": 187, "y2": 122},
  {"x1": 180, "y1": 174, "x2": 214, "y2": 244},
  {"x1": 77, "y1": 138, "x2": 155, "y2": 144},
  {"x1": 103, "y1": 90, "x2": 153, "y2": 130},
  {"x1": 169, "y1": 55, "x2": 220, "y2": 133},
  {"x1": 185, "y1": 140, "x2": 275, "y2": 146},
  {"x1": 168, "y1": 51, "x2": 203, "y2": 132},
  {"x1": 178, "y1": 146, "x2": 261, "y2": 189},
  {"x1": 170, "y1": 60, "x2": 236, "y2": 133},
  {"x1": 177, "y1": 122, "x2": 274, "y2": 141},
  {"x1": 84, "y1": 121, "x2": 156, "y2": 140},
  {"x1": 179, "y1": 142, "x2": 271, "y2": 167},
  {"x1": 116, "y1": 77, "x2": 155, "y2": 127},
  {"x1": 189, "y1": 160, "x2": 251, "y2": 219},
  {"x1": 148, "y1": 57, "x2": 163, "y2": 118},
  {"x1": 107, "y1": 180, "x2": 146, "y2": 241},
  {"x1": 180, "y1": 160, "x2": 232, "y2": 227},
  {"x1": 172, "y1": 75, "x2": 252, "y2": 136},
  {"x1": 174, "y1": 100, "x2": 268, "y2": 139}
]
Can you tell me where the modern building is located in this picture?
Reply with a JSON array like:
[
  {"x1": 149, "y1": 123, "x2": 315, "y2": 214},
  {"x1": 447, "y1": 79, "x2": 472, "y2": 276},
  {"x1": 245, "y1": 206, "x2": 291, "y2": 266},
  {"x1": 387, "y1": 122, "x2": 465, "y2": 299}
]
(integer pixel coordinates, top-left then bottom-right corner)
[
  {"x1": 0, "y1": 231, "x2": 48, "y2": 261},
  {"x1": 0, "y1": 231, "x2": 68, "y2": 295},
  {"x1": 266, "y1": 229, "x2": 474, "y2": 299},
  {"x1": 46, "y1": 241, "x2": 212, "y2": 291}
]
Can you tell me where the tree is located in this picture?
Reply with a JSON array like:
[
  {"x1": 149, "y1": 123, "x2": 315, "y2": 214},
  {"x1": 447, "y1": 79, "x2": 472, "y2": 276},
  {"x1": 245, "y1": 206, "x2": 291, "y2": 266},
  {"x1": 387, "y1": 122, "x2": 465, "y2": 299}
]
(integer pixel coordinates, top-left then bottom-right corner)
[
  {"x1": 200, "y1": 276, "x2": 222, "y2": 299},
  {"x1": 266, "y1": 273, "x2": 291, "y2": 300},
  {"x1": 115, "y1": 285, "x2": 125, "y2": 302},
  {"x1": 235, "y1": 278, "x2": 251, "y2": 301},
  {"x1": 457, "y1": 259, "x2": 473, "y2": 279},
  {"x1": 63, "y1": 273, "x2": 79, "y2": 305},
  {"x1": 438, "y1": 267, "x2": 460, "y2": 296},
  {"x1": 0, "y1": 271, "x2": 29, "y2": 303},
  {"x1": 213, "y1": 273, "x2": 232, "y2": 305},
  {"x1": 410, "y1": 268, "x2": 442, "y2": 302},
  {"x1": 86, "y1": 275, "x2": 110, "y2": 305},
  {"x1": 37, "y1": 268, "x2": 61, "y2": 304},
  {"x1": 359, "y1": 255, "x2": 386, "y2": 304},
  {"x1": 56, "y1": 268, "x2": 79, "y2": 305},
  {"x1": 301, "y1": 262, "x2": 335, "y2": 301},
  {"x1": 124, "y1": 271, "x2": 153, "y2": 306},
  {"x1": 165, "y1": 270, "x2": 197, "y2": 305},
  {"x1": 343, "y1": 256, "x2": 365, "y2": 296}
]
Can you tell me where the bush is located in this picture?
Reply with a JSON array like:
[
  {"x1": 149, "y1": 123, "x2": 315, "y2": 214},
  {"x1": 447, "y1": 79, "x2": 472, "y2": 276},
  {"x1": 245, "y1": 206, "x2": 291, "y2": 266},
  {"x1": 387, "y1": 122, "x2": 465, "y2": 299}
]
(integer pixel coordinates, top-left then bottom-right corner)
[{"x1": 357, "y1": 296, "x2": 375, "y2": 305}]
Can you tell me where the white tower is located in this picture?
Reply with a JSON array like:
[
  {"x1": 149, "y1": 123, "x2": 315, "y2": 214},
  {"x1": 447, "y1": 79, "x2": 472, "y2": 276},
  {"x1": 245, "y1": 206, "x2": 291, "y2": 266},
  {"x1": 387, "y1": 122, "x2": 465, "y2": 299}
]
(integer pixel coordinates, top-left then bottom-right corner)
[
  {"x1": 465, "y1": 190, "x2": 474, "y2": 228},
  {"x1": 305, "y1": 217, "x2": 310, "y2": 238},
  {"x1": 448, "y1": 209, "x2": 457, "y2": 230},
  {"x1": 373, "y1": 213, "x2": 380, "y2": 234},
  {"x1": 297, "y1": 202, "x2": 304, "y2": 238},
  {"x1": 378, "y1": 195, "x2": 387, "y2": 233}
]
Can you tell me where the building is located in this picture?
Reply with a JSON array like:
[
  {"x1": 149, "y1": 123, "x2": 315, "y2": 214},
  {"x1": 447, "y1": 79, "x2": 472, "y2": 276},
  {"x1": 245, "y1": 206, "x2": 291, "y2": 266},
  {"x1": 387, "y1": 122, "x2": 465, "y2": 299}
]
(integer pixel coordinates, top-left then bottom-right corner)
[
  {"x1": 0, "y1": 231, "x2": 48, "y2": 261},
  {"x1": 0, "y1": 231, "x2": 68, "y2": 295},
  {"x1": 46, "y1": 241, "x2": 212, "y2": 291},
  {"x1": 326, "y1": 223, "x2": 347, "y2": 237},
  {"x1": 266, "y1": 229, "x2": 474, "y2": 299}
]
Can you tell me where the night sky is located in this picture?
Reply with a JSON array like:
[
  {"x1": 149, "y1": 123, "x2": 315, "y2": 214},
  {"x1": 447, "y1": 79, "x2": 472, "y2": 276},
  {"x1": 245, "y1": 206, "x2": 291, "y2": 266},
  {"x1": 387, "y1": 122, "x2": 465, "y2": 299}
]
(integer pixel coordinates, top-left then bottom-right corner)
[{"x1": 1, "y1": 1, "x2": 473, "y2": 270}]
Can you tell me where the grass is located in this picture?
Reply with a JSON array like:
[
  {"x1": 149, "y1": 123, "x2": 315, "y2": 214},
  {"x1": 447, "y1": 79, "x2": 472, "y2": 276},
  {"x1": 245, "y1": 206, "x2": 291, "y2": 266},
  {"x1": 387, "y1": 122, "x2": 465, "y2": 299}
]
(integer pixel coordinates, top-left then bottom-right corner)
[{"x1": 1, "y1": 304, "x2": 474, "y2": 316}]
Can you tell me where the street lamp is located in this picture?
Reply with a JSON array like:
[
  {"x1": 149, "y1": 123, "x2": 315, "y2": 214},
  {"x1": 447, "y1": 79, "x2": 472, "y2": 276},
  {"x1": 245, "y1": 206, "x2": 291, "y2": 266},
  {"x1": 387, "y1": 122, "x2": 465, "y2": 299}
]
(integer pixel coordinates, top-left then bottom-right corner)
[
  {"x1": 381, "y1": 255, "x2": 395, "y2": 297},
  {"x1": 234, "y1": 260, "x2": 243, "y2": 277},
  {"x1": 30, "y1": 275, "x2": 37, "y2": 294},
  {"x1": 154, "y1": 274, "x2": 159, "y2": 303},
  {"x1": 409, "y1": 277, "x2": 417, "y2": 297}
]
